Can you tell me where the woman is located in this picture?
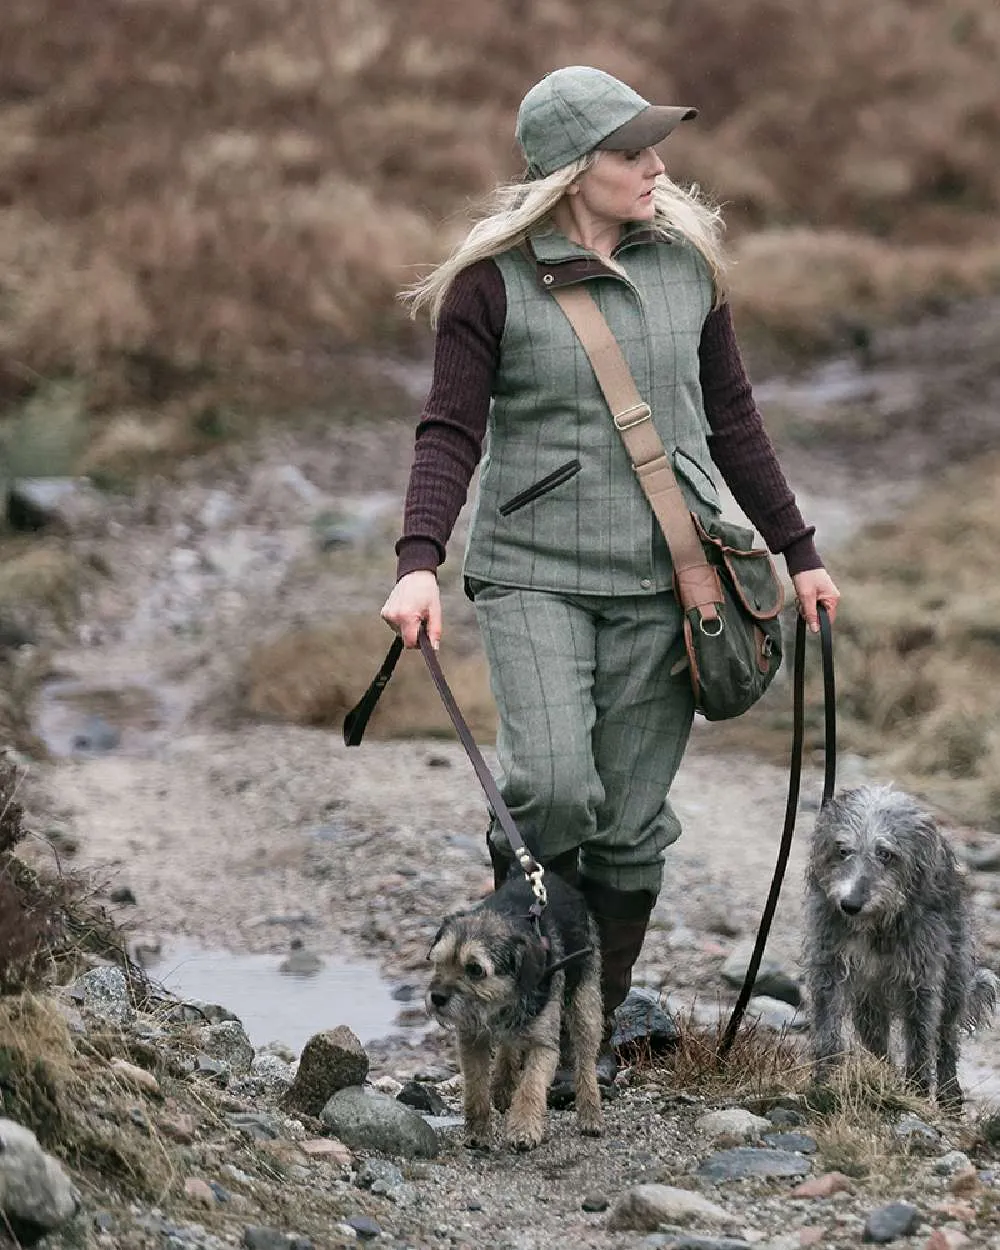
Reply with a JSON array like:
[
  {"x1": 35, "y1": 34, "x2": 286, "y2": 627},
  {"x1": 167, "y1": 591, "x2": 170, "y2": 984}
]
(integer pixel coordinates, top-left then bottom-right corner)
[{"x1": 381, "y1": 65, "x2": 840, "y2": 1079}]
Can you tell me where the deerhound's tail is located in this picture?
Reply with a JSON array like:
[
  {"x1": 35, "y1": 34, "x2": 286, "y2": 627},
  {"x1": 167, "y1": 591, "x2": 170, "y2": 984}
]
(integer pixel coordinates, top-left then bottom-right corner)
[{"x1": 966, "y1": 967, "x2": 1000, "y2": 1032}]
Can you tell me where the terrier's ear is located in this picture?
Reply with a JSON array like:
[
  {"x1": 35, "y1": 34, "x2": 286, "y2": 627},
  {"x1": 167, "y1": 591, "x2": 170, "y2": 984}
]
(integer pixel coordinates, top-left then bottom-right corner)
[
  {"x1": 426, "y1": 916, "x2": 454, "y2": 961},
  {"x1": 512, "y1": 934, "x2": 547, "y2": 989}
]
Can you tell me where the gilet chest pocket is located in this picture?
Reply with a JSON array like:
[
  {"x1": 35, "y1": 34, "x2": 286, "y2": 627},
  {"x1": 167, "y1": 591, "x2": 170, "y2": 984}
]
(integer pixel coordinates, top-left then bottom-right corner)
[{"x1": 498, "y1": 458, "x2": 581, "y2": 517}]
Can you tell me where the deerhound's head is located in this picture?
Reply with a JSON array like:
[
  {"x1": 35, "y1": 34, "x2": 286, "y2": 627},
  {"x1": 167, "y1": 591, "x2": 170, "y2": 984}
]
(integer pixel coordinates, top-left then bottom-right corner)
[{"x1": 807, "y1": 784, "x2": 950, "y2": 927}]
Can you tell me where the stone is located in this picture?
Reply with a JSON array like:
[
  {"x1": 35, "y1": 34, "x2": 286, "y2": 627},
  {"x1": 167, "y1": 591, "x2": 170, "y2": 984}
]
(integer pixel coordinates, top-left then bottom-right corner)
[
  {"x1": 110, "y1": 1058, "x2": 160, "y2": 1095},
  {"x1": 282, "y1": 1027, "x2": 369, "y2": 1117},
  {"x1": 745, "y1": 996, "x2": 807, "y2": 1031},
  {"x1": 69, "y1": 966, "x2": 135, "y2": 1025},
  {"x1": 947, "y1": 1167, "x2": 980, "y2": 1197},
  {"x1": 695, "y1": 1109, "x2": 771, "y2": 1141},
  {"x1": 933, "y1": 1151, "x2": 973, "y2": 1177},
  {"x1": 767, "y1": 1108, "x2": 806, "y2": 1127},
  {"x1": 194, "y1": 1020, "x2": 255, "y2": 1075},
  {"x1": 697, "y1": 1147, "x2": 812, "y2": 1182},
  {"x1": 0, "y1": 1118, "x2": 79, "y2": 1242},
  {"x1": 356, "y1": 1159, "x2": 404, "y2": 1191},
  {"x1": 721, "y1": 944, "x2": 803, "y2": 1007},
  {"x1": 243, "y1": 1228, "x2": 315, "y2": 1250},
  {"x1": 300, "y1": 1138, "x2": 352, "y2": 1165},
  {"x1": 319, "y1": 1087, "x2": 439, "y2": 1159},
  {"x1": 396, "y1": 1080, "x2": 449, "y2": 1116},
  {"x1": 862, "y1": 1201, "x2": 921, "y2": 1243},
  {"x1": 183, "y1": 1177, "x2": 216, "y2": 1208},
  {"x1": 894, "y1": 1113, "x2": 940, "y2": 1152},
  {"x1": 761, "y1": 1132, "x2": 817, "y2": 1154},
  {"x1": 346, "y1": 1214, "x2": 381, "y2": 1239},
  {"x1": 606, "y1": 1183, "x2": 739, "y2": 1232},
  {"x1": 581, "y1": 1193, "x2": 609, "y2": 1212},
  {"x1": 611, "y1": 988, "x2": 680, "y2": 1052},
  {"x1": 158, "y1": 1112, "x2": 197, "y2": 1144},
  {"x1": 791, "y1": 1171, "x2": 852, "y2": 1199},
  {"x1": 924, "y1": 1232, "x2": 971, "y2": 1250}
]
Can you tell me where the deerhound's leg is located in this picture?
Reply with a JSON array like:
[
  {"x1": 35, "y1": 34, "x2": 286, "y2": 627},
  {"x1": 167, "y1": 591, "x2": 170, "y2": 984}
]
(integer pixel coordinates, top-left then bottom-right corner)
[
  {"x1": 807, "y1": 953, "x2": 845, "y2": 1084},
  {"x1": 902, "y1": 987, "x2": 939, "y2": 1099},
  {"x1": 851, "y1": 990, "x2": 891, "y2": 1062}
]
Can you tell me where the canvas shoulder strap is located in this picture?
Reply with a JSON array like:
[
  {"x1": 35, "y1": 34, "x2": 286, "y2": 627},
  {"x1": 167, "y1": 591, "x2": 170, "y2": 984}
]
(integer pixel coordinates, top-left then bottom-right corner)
[{"x1": 550, "y1": 284, "x2": 721, "y2": 619}]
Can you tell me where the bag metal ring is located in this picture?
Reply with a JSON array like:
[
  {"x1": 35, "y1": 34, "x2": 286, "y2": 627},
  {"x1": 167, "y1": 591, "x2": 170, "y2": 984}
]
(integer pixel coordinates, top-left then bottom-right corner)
[{"x1": 700, "y1": 616, "x2": 724, "y2": 637}]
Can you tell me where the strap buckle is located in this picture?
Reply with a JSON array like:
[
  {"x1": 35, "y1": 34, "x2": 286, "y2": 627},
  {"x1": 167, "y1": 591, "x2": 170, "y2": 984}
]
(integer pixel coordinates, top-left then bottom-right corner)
[{"x1": 613, "y1": 402, "x2": 651, "y2": 430}]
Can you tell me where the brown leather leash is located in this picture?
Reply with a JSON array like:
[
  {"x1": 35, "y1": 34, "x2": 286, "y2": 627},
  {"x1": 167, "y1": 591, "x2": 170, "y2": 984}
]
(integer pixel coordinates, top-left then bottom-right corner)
[
  {"x1": 718, "y1": 603, "x2": 836, "y2": 1057},
  {"x1": 343, "y1": 624, "x2": 550, "y2": 912}
]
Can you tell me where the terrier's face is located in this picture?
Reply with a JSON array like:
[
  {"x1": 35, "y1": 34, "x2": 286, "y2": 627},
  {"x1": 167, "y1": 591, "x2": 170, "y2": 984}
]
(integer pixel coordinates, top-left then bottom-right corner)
[{"x1": 425, "y1": 909, "x2": 545, "y2": 1034}]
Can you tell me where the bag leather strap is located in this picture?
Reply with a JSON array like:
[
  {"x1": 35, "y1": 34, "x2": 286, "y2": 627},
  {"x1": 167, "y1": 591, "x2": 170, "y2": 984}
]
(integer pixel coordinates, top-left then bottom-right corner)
[{"x1": 550, "y1": 284, "x2": 722, "y2": 623}]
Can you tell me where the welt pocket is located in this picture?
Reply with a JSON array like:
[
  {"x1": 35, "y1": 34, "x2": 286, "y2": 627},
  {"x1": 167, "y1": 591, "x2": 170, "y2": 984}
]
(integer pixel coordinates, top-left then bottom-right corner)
[{"x1": 498, "y1": 459, "x2": 581, "y2": 516}]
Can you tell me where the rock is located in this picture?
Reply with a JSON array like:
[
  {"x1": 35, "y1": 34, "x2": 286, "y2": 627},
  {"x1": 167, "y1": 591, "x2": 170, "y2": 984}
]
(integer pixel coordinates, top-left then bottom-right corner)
[
  {"x1": 232, "y1": 1054, "x2": 295, "y2": 1100},
  {"x1": 183, "y1": 1177, "x2": 216, "y2": 1208},
  {"x1": 795, "y1": 1170, "x2": 850, "y2": 1200},
  {"x1": 924, "y1": 1231, "x2": 970, "y2": 1249},
  {"x1": 243, "y1": 1227, "x2": 315, "y2": 1250},
  {"x1": 158, "y1": 1112, "x2": 197, "y2": 1144},
  {"x1": 396, "y1": 1080, "x2": 449, "y2": 1116},
  {"x1": 278, "y1": 939, "x2": 323, "y2": 977},
  {"x1": 282, "y1": 1026, "x2": 369, "y2": 1117},
  {"x1": 319, "y1": 1087, "x2": 439, "y2": 1159},
  {"x1": 766, "y1": 1107, "x2": 805, "y2": 1127},
  {"x1": 862, "y1": 1201, "x2": 921, "y2": 1243},
  {"x1": 356, "y1": 1159, "x2": 404, "y2": 1191},
  {"x1": 696, "y1": 1148, "x2": 812, "y2": 1182},
  {"x1": 108, "y1": 885, "x2": 137, "y2": 905},
  {"x1": 69, "y1": 966, "x2": 135, "y2": 1025},
  {"x1": 933, "y1": 1151, "x2": 972, "y2": 1177},
  {"x1": 71, "y1": 715, "x2": 121, "y2": 753},
  {"x1": 745, "y1": 996, "x2": 807, "y2": 1031},
  {"x1": 0, "y1": 1118, "x2": 79, "y2": 1244},
  {"x1": 611, "y1": 988, "x2": 680, "y2": 1052},
  {"x1": 761, "y1": 1131, "x2": 817, "y2": 1154},
  {"x1": 581, "y1": 1193, "x2": 609, "y2": 1212},
  {"x1": 606, "y1": 1183, "x2": 739, "y2": 1232},
  {"x1": 695, "y1": 1109, "x2": 771, "y2": 1141},
  {"x1": 346, "y1": 1214, "x2": 382, "y2": 1239},
  {"x1": 194, "y1": 1020, "x2": 255, "y2": 1075},
  {"x1": 110, "y1": 1057, "x2": 160, "y2": 1095},
  {"x1": 791, "y1": 1171, "x2": 852, "y2": 1198},
  {"x1": 720, "y1": 945, "x2": 803, "y2": 1007},
  {"x1": 300, "y1": 1138, "x2": 352, "y2": 1165},
  {"x1": 640, "y1": 1239, "x2": 751, "y2": 1250},
  {"x1": 893, "y1": 1113, "x2": 940, "y2": 1152},
  {"x1": 7, "y1": 477, "x2": 104, "y2": 532}
]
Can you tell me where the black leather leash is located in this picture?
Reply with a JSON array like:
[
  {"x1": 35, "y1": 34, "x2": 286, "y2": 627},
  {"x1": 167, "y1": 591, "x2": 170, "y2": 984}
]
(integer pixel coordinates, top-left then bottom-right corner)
[
  {"x1": 343, "y1": 625, "x2": 550, "y2": 911},
  {"x1": 718, "y1": 602, "x2": 836, "y2": 1058}
]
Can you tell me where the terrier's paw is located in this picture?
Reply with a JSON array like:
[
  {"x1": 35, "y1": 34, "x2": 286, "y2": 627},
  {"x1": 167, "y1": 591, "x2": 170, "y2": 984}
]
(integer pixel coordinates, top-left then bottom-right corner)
[
  {"x1": 577, "y1": 1108, "x2": 604, "y2": 1137},
  {"x1": 464, "y1": 1121, "x2": 493, "y2": 1150}
]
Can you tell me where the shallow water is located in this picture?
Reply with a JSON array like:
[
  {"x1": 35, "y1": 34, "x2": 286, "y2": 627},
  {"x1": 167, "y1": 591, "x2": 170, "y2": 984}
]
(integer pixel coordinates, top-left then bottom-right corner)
[{"x1": 147, "y1": 939, "x2": 420, "y2": 1054}]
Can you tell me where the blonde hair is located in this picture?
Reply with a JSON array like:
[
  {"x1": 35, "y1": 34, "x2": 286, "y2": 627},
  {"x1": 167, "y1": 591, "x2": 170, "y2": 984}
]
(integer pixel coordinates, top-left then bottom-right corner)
[{"x1": 402, "y1": 153, "x2": 729, "y2": 325}]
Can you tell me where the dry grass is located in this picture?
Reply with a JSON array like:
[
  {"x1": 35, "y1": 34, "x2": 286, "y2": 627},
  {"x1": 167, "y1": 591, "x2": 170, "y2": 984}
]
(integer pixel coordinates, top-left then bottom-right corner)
[
  {"x1": 1, "y1": 0, "x2": 1000, "y2": 428},
  {"x1": 242, "y1": 614, "x2": 496, "y2": 739},
  {"x1": 644, "y1": 1006, "x2": 807, "y2": 1102}
]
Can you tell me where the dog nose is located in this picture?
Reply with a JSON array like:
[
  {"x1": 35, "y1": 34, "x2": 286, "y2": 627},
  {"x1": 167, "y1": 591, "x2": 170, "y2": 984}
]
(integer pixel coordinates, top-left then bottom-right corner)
[
  {"x1": 839, "y1": 897, "x2": 862, "y2": 916},
  {"x1": 430, "y1": 989, "x2": 451, "y2": 1009}
]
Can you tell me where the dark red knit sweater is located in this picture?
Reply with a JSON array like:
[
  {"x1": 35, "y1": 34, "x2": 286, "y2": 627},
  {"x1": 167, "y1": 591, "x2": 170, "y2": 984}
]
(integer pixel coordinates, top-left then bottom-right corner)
[{"x1": 395, "y1": 258, "x2": 821, "y2": 582}]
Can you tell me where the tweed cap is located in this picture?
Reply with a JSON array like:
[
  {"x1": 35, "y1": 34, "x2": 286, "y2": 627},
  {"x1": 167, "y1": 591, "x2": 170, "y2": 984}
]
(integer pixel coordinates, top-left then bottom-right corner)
[{"x1": 516, "y1": 65, "x2": 697, "y2": 178}]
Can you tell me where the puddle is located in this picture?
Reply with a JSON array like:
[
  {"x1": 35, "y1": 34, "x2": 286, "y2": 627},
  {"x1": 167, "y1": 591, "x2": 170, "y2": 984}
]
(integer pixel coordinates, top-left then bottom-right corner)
[
  {"x1": 35, "y1": 677, "x2": 177, "y2": 758},
  {"x1": 148, "y1": 939, "x2": 422, "y2": 1054}
]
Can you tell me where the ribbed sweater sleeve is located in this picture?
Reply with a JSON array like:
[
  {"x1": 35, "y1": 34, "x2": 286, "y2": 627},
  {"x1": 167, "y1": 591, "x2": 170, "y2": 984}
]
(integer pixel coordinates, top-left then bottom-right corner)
[
  {"x1": 700, "y1": 303, "x2": 822, "y2": 575},
  {"x1": 395, "y1": 259, "x2": 504, "y2": 580}
]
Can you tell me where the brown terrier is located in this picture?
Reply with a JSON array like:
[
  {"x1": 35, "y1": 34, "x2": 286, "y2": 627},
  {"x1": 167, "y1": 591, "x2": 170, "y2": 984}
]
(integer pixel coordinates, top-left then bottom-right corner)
[{"x1": 426, "y1": 872, "x2": 604, "y2": 1150}]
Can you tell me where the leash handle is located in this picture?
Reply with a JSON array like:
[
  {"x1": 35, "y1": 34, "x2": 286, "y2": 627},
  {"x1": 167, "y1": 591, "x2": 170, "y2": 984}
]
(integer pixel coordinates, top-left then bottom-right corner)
[{"x1": 718, "y1": 603, "x2": 836, "y2": 1058}]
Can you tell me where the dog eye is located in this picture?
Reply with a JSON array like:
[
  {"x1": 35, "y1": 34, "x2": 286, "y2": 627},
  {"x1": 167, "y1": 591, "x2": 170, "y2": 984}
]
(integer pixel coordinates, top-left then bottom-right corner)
[
  {"x1": 837, "y1": 845, "x2": 852, "y2": 861},
  {"x1": 875, "y1": 846, "x2": 896, "y2": 864},
  {"x1": 464, "y1": 961, "x2": 486, "y2": 980}
]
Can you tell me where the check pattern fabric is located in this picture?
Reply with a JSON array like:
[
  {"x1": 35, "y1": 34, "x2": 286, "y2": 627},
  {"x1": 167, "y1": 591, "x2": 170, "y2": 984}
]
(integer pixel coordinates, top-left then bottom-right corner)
[{"x1": 472, "y1": 581, "x2": 695, "y2": 893}]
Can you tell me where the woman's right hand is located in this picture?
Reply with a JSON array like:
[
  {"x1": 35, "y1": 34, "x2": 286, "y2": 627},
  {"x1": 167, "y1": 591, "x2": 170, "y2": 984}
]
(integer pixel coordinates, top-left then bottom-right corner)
[{"x1": 380, "y1": 570, "x2": 442, "y2": 649}]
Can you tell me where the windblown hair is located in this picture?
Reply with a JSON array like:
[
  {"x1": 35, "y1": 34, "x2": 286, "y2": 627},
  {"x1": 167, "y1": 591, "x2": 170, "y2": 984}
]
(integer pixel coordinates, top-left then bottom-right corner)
[{"x1": 401, "y1": 153, "x2": 728, "y2": 326}]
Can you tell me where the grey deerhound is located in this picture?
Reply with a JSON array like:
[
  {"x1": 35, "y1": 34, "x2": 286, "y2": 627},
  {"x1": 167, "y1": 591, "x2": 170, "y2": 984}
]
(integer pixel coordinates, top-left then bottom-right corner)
[{"x1": 804, "y1": 784, "x2": 998, "y2": 1106}]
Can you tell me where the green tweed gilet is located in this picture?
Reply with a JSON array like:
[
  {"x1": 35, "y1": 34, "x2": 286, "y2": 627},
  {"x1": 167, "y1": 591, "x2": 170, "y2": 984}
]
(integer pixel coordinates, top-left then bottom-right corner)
[{"x1": 463, "y1": 226, "x2": 721, "y2": 596}]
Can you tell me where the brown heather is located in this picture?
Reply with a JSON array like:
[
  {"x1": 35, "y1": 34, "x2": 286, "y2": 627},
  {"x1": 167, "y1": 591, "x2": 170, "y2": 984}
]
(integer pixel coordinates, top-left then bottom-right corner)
[{"x1": 1, "y1": 0, "x2": 1000, "y2": 421}]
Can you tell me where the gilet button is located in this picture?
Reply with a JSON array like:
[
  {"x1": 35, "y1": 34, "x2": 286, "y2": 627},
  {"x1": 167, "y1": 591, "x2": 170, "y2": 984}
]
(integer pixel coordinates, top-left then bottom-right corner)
[
  {"x1": 542, "y1": 273, "x2": 554, "y2": 285},
  {"x1": 640, "y1": 578, "x2": 652, "y2": 590}
]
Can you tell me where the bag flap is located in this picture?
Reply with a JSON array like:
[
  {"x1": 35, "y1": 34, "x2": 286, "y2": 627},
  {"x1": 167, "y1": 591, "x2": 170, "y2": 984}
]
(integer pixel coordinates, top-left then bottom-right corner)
[{"x1": 692, "y1": 514, "x2": 784, "y2": 619}]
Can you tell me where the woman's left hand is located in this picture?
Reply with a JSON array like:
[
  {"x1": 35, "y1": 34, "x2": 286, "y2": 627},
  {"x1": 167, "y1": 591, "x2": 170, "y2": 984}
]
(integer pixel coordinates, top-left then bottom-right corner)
[{"x1": 791, "y1": 568, "x2": 841, "y2": 634}]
